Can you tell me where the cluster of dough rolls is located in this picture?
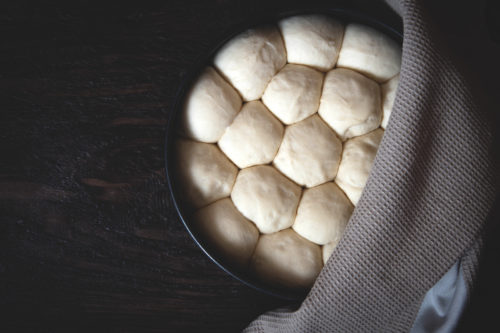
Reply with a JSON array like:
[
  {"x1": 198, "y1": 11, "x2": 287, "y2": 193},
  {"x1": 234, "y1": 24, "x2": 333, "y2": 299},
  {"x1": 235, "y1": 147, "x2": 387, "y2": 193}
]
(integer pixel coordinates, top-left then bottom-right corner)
[{"x1": 176, "y1": 14, "x2": 401, "y2": 290}]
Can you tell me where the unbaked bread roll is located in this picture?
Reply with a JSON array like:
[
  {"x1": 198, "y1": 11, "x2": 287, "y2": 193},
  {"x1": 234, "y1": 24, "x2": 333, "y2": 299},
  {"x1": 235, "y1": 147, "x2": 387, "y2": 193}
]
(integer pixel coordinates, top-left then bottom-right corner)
[
  {"x1": 231, "y1": 165, "x2": 302, "y2": 234},
  {"x1": 278, "y1": 15, "x2": 344, "y2": 71},
  {"x1": 218, "y1": 101, "x2": 284, "y2": 169},
  {"x1": 322, "y1": 240, "x2": 340, "y2": 265},
  {"x1": 318, "y1": 68, "x2": 381, "y2": 140},
  {"x1": 181, "y1": 67, "x2": 242, "y2": 143},
  {"x1": 381, "y1": 74, "x2": 400, "y2": 129},
  {"x1": 214, "y1": 26, "x2": 286, "y2": 101},
  {"x1": 273, "y1": 115, "x2": 342, "y2": 187},
  {"x1": 175, "y1": 139, "x2": 238, "y2": 208},
  {"x1": 293, "y1": 182, "x2": 353, "y2": 245},
  {"x1": 337, "y1": 23, "x2": 402, "y2": 82},
  {"x1": 193, "y1": 198, "x2": 259, "y2": 267},
  {"x1": 262, "y1": 64, "x2": 324, "y2": 125},
  {"x1": 251, "y1": 228, "x2": 322, "y2": 289},
  {"x1": 335, "y1": 129, "x2": 384, "y2": 205}
]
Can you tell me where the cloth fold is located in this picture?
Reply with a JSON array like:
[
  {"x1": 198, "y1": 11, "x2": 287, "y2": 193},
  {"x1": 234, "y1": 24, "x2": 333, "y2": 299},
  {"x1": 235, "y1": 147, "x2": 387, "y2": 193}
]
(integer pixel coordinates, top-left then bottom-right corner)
[
  {"x1": 244, "y1": 0, "x2": 497, "y2": 332},
  {"x1": 409, "y1": 260, "x2": 467, "y2": 333}
]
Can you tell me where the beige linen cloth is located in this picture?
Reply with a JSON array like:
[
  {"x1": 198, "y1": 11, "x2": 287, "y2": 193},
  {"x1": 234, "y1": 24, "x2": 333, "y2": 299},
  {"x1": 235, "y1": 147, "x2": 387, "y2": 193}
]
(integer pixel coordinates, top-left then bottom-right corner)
[{"x1": 244, "y1": 0, "x2": 498, "y2": 332}]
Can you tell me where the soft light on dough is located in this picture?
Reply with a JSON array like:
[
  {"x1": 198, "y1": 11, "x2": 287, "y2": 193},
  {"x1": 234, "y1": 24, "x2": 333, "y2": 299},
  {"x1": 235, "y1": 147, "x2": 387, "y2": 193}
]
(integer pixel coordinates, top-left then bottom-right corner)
[
  {"x1": 193, "y1": 198, "x2": 259, "y2": 268},
  {"x1": 293, "y1": 182, "x2": 353, "y2": 245},
  {"x1": 337, "y1": 23, "x2": 402, "y2": 82},
  {"x1": 381, "y1": 74, "x2": 400, "y2": 129},
  {"x1": 251, "y1": 229, "x2": 323, "y2": 289},
  {"x1": 279, "y1": 15, "x2": 344, "y2": 71},
  {"x1": 214, "y1": 26, "x2": 286, "y2": 101},
  {"x1": 262, "y1": 64, "x2": 324, "y2": 125},
  {"x1": 273, "y1": 115, "x2": 342, "y2": 187},
  {"x1": 218, "y1": 101, "x2": 284, "y2": 169},
  {"x1": 182, "y1": 67, "x2": 242, "y2": 143},
  {"x1": 318, "y1": 68, "x2": 381, "y2": 140},
  {"x1": 175, "y1": 139, "x2": 238, "y2": 208},
  {"x1": 322, "y1": 240, "x2": 340, "y2": 265},
  {"x1": 231, "y1": 165, "x2": 302, "y2": 234},
  {"x1": 335, "y1": 129, "x2": 384, "y2": 205}
]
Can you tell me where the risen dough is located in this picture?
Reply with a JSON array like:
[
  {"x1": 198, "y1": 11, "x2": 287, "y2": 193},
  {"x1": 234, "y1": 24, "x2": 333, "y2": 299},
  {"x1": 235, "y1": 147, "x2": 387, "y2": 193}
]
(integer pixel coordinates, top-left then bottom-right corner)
[
  {"x1": 335, "y1": 129, "x2": 384, "y2": 205},
  {"x1": 262, "y1": 64, "x2": 324, "y2": 125},
  {"x1": 322, "y1": 240, "x2": 340, "y2": 265},
  {"x1": 381, "y1": 74, "x2": 400, "y2": 129},
  {"x1": 293, "y1": 182, "x2": 353, "y2": 245},
  {"x1": 214, "y1": 26, "x2": 286, "y2": 101},
  {"x1": 182, "y1": 67, "x2": 242, "y2": 143},
  {"x1": 231, "y1": 165, "x2": 302, "y2": 234},
  {"x1": 273, "y1": 115, "x2": 342, "y2": 187},
  {"x1": 176, "y1": 17, "x2": 401, "y2": 291},
  {"x1": 193, "y1": 198, "x2": 259, "y2": 267},
  {"x1": 218, "y1": 101, "x2": 284, "y2": 168},
  {"x1": 175, "y1": 139, "x2": 238, "y2": 208},
  {"x1": 337, "y1": 23, "x2": 401, "y2": 82},
  {"x1": 279, "y1": 15, "x2": 344, "y2": 71},
  {"x1": 251, "y1": 229, "x2": 322, "y2": 289},
  {"x1": 318, "y1": 68, "x2": 381, "y2": 140}
]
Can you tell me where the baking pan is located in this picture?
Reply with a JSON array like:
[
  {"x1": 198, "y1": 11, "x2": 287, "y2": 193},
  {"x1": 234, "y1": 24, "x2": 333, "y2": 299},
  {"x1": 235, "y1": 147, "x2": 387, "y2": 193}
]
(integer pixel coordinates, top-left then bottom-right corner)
[{"x1": 165, "y1": 7, "x2": 403, "y2": 300}]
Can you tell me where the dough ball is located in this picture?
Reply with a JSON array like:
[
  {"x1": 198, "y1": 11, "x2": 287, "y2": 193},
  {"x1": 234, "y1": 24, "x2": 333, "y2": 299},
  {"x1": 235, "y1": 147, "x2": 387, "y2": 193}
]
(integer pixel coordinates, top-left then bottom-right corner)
[
  {"x1": 381, "y1": 74, "x2": 400, "y2": 129},
  {"x1": 278, "y1": 15, "x2": 344, "y2": 71},
  {"x1": 273, "y1": 115, "x2": 342, "y2": 187},
  {"x1": 218, "y1": 101, "x2": 284, "y2": 169},
  {"x1": 337, "y1": 23, "x2": 402, "y2": 82},
  {"x1": 182, "y1": 67, "x2": 242, "y2": 143},
  {"x1": 214, "y1": 26, "x2": 286, "y2": 101},
  {"x1": 318, "y1": 68, "x2": 381, "y2": 140},
  {"x1": 293, "y1": 182, "x2": 353, "y2": 245},
  {"x1": 175, "y1": 139, "x2": 238, "y2": 208},
  {"x1": 335, "y1": 129, "x2": 384, "y2": 205},
  {"x1": 322, "y1": 240, "x2": 340, "y2": 265},
  {"x1": 251, "y1": 229, "x2": 323, "y2": 289},
  {"x1": 231, "y1": 165, "x2": 302, "y2": 234},
  {"x1": 262, "y1": 64, "x2": 324, "y2": 125},
  {"x1": 193, "y1": 198, "x2": 259, "y2": 268}
]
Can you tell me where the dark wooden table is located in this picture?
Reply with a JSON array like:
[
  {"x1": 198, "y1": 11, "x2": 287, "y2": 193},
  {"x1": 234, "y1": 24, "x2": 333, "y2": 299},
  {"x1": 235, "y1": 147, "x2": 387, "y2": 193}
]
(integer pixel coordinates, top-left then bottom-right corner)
[{"x1": 1, "y1": 1, "x2": 498, "y2": 332}]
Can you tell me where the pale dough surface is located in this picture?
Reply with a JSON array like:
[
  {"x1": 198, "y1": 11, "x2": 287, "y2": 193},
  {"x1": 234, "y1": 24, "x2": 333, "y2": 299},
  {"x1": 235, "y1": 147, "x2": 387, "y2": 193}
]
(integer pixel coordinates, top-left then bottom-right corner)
[
  {"x1": 214, "y1": 26, "x2": 286, "y2": 101},
  {"x1": 182, "y1": 66, "x2": 242, "y2": 143},
  {"x1": 193, "y1": 198, "x2": 259, "y2": 268},
  {"x1": 262, "y1": 64, "x2": 324, "y2": 125},
  {"x1": 381, "y1": 74, "x2": 400, "y2": 129},
  {"x1": 318, "y1": 68, "x2": 381, "y2": 140},
  {"x1": 175, "y1": 139, "x2": 238, "y2": 208},
  {"x1": 293, "y1": 182, "x2": 353, "y2": 245},
  {"x1": 337, "y1": 23, "x2": 402, "y2": 82},
  {"x1": 176, "y1": 17, "x2": 403, "y2": 291},
  {"x1": 251, "y1": 229, "x2": 323, "y2": 289},
  {"x1": 218, "y1": 101, "x2": 284, "y2": 168},
  {"x1": 231, "y1": 165, "x2": 302, "y2": 234},
  {"x1": 279, "y1": 15, "x2": 344, "y2": 72},
  {"x1": 322, "y1": 240, "x2": 340, "y2": 265},
  {"x1": 273, "y1": 115, "x2": 342, "y2": 187},
  {"x1": 335, "y1": 128, "x2": 384, "y2": 205}
]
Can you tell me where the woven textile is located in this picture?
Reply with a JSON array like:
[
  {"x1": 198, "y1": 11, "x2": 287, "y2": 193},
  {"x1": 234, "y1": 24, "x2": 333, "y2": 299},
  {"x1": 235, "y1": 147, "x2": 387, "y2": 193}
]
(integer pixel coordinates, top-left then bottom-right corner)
[{"x1": 244, "y1": 0, "x2": 497, "y2": 332}]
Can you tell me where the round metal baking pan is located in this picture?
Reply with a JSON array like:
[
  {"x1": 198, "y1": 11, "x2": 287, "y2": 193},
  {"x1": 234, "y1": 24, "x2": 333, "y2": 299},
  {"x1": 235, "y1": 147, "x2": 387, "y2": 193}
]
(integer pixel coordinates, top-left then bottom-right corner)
[{"x1": 165, "y1": 7, "x2": 403, "y2": 300}]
